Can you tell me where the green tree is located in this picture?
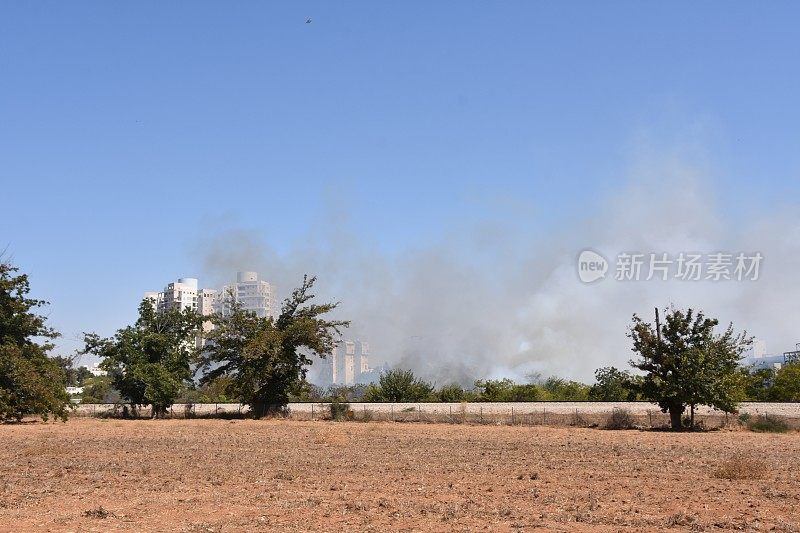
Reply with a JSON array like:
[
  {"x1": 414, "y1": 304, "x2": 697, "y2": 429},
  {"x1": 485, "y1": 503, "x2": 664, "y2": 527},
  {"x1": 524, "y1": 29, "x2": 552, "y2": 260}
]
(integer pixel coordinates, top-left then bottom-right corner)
[
  {"x1": 51, "y1": 356, "x2": 93, "y2": 387},
  {"x1": 588, "y1": 366, "x2": 640, "y2": 401},
  {"x1": 629, "y1": 307, "x2": 750, "y2": 430},
  {"x1": 771, "y1": 363, "x2": 800, "y2": 401},
  {"x1": 736, "y1": 366, "x2": 774, "y2": 401},
  {"x1": 540, "y1": 376, "x2": 590, "y2": 401},
  {"x1": 200, "y1": 276, "x2": 348, "y2": 417},
  {"x1": 0, "y1": 262, "x2": 71, "y2": 422},
  {"x1": 81, "y1": 299, "x2": 202, "y2": 417},
  {"x1": 473, "y1": 379, "x2": 542, "y2": 401},
  {"x1": 364, "y1": 369, "x2": 434, "y2": 402},
  {"x1": 437, "y1": 383, "x2": 466, "y2": 402},
  {"x1": 80, "y1": 376, "x2": 120, "y2": 403}
]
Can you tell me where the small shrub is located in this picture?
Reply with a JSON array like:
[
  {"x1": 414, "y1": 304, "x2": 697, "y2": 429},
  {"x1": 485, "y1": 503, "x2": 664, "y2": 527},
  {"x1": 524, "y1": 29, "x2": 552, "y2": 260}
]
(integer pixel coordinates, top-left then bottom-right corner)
[
  {"x1": 604, "y1": 408, "x2": 635, "y2": 430},
  {"x1": 570, "y1": 412, "x2": 589, "y2": 427},
  {"x1": 713, "y1": 452, "x2": 769, "y2": 480},
  {"x1": 737, "y1": 412, "x2": 751, "y2": 424},
  {"x1": 329, "y1": 401, "x2": 351, "y2": 421},
  {"x1": 273, "y1": 470, "x2": 295, "y2": 481},
  {"x1": 83, "y1": 506, "x2": 114, "y2": 519},
  {"x1": 664, "y1": 511, "x2": 697, "y2": 527},
  {"x1": 747, "y1": 415, "x2": 789, "y2": 433}
]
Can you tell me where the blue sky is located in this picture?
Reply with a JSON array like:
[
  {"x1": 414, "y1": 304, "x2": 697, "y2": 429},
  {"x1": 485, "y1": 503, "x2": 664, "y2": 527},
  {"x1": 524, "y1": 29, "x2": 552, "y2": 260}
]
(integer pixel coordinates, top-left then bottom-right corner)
[{"x1": 2, "y1": 3, "x2": 799, "y2": 365}]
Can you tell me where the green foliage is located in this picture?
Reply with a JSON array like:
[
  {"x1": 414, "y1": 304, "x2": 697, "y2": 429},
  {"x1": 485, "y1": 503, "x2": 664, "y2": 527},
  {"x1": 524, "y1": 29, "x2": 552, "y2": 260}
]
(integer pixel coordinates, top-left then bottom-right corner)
[
  {"x1": 176, "y1": 378, "x2": 237, "y2": 404},
  {"x1": 629, "y1": 307, "x2": 751, "y2": 430},
  {"x1": 79, "y1": 376, "x2": 120, "y2": 403},
  {"x1": 329, "y1": 401, "x2": 351, "y2": 421},
  {"x1": 740, "y1": 367, "x2": 776, "y2": 401},
  {"x1": 200, "y1": 276, "x2": 348, "y2": 417},
  {"x1": 81, "y1": 299, "x2": 202, "y2": 417},
  {"x1": 771, "y1": 363, "x2": 800, "y2": 402},
  {"x1": 322, "y1": 383, "x2": 370, "y2": 402},
  {"x1": 473, "y1": 379, "x2": 542, "y2": 402},
  {"x1": 51, "y1": 356, "x2": 92, "y2": 387},
  {"x1": 437, "y1": 383, "x2": 466, "y2": 402},
  {"x1": 539, "y1": 376, "x2": 590, "y2": 401},
  {"x1": 363, "y1": 368, "x2": 434, "y2": 402},
  {"x1": 588, "y1": 366, "x2": 640, "y2": 401},
  {"x1": 0, "y1": 262, "x2": 71, "y2": 422}
]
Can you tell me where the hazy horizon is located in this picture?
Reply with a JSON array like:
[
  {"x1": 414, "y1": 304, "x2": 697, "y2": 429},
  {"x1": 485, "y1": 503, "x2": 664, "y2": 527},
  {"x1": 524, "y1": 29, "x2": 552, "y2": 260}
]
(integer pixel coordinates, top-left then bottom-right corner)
[{"x1": 2, "y1": 3, "x2": 799, "y2": 383}]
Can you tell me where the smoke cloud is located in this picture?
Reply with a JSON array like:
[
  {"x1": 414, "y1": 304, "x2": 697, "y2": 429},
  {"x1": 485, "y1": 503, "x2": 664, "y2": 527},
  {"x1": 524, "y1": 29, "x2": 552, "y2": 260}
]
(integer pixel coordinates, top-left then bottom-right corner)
[{"x1": 194, "y1": 148, "x2": 800, "y2": 385}]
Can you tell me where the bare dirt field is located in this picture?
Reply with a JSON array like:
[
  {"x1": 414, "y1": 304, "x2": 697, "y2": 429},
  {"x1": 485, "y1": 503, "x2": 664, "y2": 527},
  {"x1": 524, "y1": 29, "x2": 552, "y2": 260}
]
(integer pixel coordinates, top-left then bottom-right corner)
[{"x1": 1, "y1": 419, "x2": 798, "y2": 532}]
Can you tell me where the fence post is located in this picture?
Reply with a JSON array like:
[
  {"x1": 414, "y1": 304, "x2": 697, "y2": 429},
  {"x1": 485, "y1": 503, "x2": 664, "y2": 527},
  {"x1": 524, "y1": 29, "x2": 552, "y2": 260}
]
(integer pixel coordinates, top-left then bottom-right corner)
[
  {"x1": 391, "y1": 404, "x2": 394, "y2": 422},
  {"x1": 511, "y1": 406, "x2": 515, "y2": 425},
  {"x1": 648, "y1": 410, "x2": 652, "y2": 427},
  {"x1": 449, "y1": 405, "x2": 452, "y2": 423},
  {"x1": 543, "y1": 407, "x2": 546, "y2": 425},
  {"x1": 418, "y1": 404, "x2": 421, "y2": 422},
  {"x1": 480, "y1": 406, "x2": 483, "y2": 423}
]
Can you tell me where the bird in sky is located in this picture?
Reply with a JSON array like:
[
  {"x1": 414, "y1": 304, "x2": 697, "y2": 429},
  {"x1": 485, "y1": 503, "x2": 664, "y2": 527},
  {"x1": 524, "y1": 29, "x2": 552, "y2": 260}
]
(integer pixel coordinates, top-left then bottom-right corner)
[{"x1": 305, "y1": 18, "x2": 312, "y2": 24}]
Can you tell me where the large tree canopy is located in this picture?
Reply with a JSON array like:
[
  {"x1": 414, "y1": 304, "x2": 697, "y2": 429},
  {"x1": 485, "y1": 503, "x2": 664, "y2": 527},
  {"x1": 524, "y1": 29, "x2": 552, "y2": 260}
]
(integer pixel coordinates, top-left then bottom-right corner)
[
  {"x1": 629, "y1": 307, "x2": 750, "y2": 430},
  {"x1": 82, "y1": 299, "x2": 201, "y2": 417},
  {"x1": 200, "y1": 275, "x2": 347, "y2": 417},
  {"x1": 0, "y1": 262, "x2": 70, "y2": 422}
]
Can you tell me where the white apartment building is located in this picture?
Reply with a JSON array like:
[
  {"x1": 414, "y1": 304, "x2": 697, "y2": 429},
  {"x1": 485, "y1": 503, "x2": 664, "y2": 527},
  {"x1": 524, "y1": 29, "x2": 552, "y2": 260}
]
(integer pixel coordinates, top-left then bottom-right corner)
[
  {"x1": 220, "y1": 271, "x2": 277, "y2": 319},
  {"x1": 144, "y1": 272, "x2": 276, "y2": 322},
  {"x1": 144, "y1": 277, "x2": 201, "y2": 313}
]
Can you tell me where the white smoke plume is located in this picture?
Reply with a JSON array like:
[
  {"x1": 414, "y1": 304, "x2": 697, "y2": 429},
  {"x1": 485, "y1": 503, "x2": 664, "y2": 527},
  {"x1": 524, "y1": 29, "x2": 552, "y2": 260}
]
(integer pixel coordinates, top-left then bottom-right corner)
[{"x1": 195, "y1": 149, "x2": 800, "y2": 385}]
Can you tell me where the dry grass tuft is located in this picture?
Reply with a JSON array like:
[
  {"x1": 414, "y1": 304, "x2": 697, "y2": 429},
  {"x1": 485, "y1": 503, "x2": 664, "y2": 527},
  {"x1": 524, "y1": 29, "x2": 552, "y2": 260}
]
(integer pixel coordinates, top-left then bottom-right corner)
[
  {"x1": 604, "y1": 408, "x2": 635, "y2": 430},
  {"x1": 312, "y1": 433, "x2": 350, "y2": 446},
  {"x1": 82, "y1": 506, "x2": 114, "y2": 519},
  {"x1": 713, "y1": 452, "x2": 770, "y2": 480}
]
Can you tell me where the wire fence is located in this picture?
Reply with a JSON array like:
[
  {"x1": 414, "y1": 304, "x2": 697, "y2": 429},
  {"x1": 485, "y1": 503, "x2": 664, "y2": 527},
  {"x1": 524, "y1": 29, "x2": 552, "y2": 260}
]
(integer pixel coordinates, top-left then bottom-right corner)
[{"x1": 71, "y1": 402, "x2": 800, "y2": 429}]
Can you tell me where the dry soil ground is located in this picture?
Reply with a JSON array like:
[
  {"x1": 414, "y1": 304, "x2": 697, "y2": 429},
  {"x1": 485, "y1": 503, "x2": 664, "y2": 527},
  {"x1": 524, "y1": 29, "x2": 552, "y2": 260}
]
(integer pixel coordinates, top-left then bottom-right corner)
[{"x1": 1, "y1": 419, "x2": 798, "y2": 532}]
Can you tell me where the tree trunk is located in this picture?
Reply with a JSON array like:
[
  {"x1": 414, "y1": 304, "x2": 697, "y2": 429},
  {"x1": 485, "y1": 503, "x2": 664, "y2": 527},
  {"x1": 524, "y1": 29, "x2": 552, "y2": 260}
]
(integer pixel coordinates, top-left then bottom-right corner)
[
  {"x1": 690, "y1": 404, "x2": 695, "y2": 429},
  {"x1": 669, "y1": 405, "x2": 683, "y2": 430},
  {"x1": 252, "y1": 402, "x2": 266, "y2": 419},
  {"x1": 251, "y1": 402, "x2": 285, "y2": 419}
]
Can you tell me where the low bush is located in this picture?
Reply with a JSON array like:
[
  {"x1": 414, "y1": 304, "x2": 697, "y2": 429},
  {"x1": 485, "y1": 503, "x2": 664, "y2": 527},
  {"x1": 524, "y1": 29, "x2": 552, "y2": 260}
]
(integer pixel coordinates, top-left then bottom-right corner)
[
  {"x1": 604, "y1": 408, "x2": 635, "y2": 430},
  {"x1": 747, "y1": 415, "x2": 789, "y2": 433},
  {"x1": 330, "y1": 401, "x2": 351, "y2": 421}
]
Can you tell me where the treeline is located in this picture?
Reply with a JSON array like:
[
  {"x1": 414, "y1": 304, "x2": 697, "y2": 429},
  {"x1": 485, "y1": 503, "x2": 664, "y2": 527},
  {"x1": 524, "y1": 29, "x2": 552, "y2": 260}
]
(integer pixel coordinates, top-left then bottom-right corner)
[
  {"x1": 66, "y1": 363, "x2": 800, "y2": 403},
  {"x1": 67, "y1": 363, "x2": 800, "y2": 406},
  {"x1": 3, "y1": 259, "x2": 799, "y2": 430},
  {"x1": 287, "y1": 364, "x2": 800, "y2": 404}
]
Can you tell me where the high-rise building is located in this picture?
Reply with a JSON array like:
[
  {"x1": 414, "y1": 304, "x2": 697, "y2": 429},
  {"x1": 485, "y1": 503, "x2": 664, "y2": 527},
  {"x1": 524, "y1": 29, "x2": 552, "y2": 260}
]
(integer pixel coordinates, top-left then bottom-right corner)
[
  {"x1": 197, "y1": 288, "x2": 219, "y2": 316},
  {"x1": 220, "y1": 271, "x2": 277, "y2": 319},
  {"x1": 356, "y1": 340, "x2": 370, "y2": 375},
  {"x1": 144, "y1": 278, "x2": 201, "y2": 313},
  {"x1": 327, "y1": 339, "x2": 374, "y2": 386}
]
